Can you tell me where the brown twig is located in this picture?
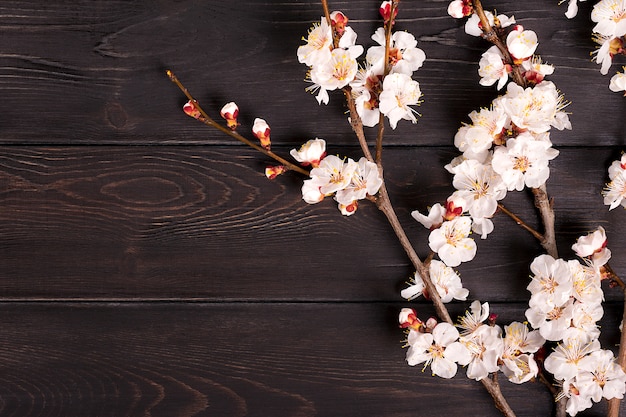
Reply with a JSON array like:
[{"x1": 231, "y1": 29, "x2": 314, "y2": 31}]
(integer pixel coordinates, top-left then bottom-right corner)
[
  {"x1": 531, "y1": 184, "x2": 558, "y2": 259},
  {"x1": 497, "y1": 203, "x2": 544, "y2": 242},
  {"x1": 167, "y1": 70, "x2": 310, "y2": 177}
]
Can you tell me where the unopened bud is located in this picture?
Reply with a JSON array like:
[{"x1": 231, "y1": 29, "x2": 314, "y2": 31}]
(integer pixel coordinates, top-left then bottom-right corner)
[
  {"x1": 379, "y1": 1, "x2": 398, "y2": 24},
  {"x1": 425, "y1": 317, "x2": 438, "y2": 332},
  {"x1": 399, "y1": 308, "x2": 423, "y2": 331},
  {"x1": 339, "y1": 200, "x2": 358, "y2": 216},
  {"x1": 265, "y1": 165, "x2": 287, "y2": 180},
  {"x1": 183, "y1": 100, "x2": 202, "y2": 119},
  {"x1": 253, "y1": 118, "x2": 271, "y2": 150},
  {"x1": 488, "y1": 313, "x2": 498, "y2": 326},
  {"x1": 330, "y1": 11, "x2": 348, "y2": 35},
  {"x1": 220, "y1": 102, "x2": 239, "y2": 130},
  {"x1": 444, "y1": 197, "x2": 466, "y2": 220}
]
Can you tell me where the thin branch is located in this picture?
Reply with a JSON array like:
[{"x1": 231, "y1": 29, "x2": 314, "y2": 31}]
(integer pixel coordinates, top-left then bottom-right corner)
[
  {"x1": 167, "y1": 70, "x2": 310, "y2": 177},
  {"x1": 497, "y1": 203, "x2": 544, "y2": 241},
  {"x1": 531, "y1": 184, "x2": 558, "y2": 258}
]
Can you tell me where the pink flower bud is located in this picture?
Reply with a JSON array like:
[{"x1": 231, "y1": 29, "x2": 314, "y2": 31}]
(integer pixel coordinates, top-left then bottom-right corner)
[
  {"x1": 379, "y1": 1, "x2": 398, "y2": 24},
  {"x1": 444, "y1": 196, "x2": 466, "y2": 220},
  {"x1": 339, "y1": 201, "x2": 358, "y2": 216},
  {"x1": 265, "y1": 165, "x2": 286, "y2": 180},
  {"x1": 252, "y1": 118, "x2": 271, "y2": 150},
  {"x1": 183, "y1": 100, "x2": 202, "y2": 119},
  {"x1": 425, "y1": 317, "x2": 438, "y2": 331},
  {"x1": 399, "y1": 308, "x2": 422, "y2": 330},
  {"x1": 220, "y1": 102, "x2": 239, "y2": 130},
  {"x1": 330, "y1": 11, "x2": 348, "y2": 35}
]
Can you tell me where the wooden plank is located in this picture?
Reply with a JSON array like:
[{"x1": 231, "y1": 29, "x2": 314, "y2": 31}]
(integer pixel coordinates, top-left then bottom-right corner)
[
  {"x1": 0, "y1": 146, "x2": 624, "y2": 302},
  {"x1": 0, "y1": 302, "x2": 622, "y2": 417},
  {"x1": 0, "y1": 0, "x2": 623, "y2": 145}
]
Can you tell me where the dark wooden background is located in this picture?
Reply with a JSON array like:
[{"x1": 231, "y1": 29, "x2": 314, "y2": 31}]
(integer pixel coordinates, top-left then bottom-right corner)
[{"x1": 0, "y1": 0, "x2": 625, "y2": 416}]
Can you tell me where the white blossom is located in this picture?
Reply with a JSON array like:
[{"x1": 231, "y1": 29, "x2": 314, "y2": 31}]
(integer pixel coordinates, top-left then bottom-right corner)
[
  {"x1": 290, "y1": 138, "x2": 327, "y2": 167},
  {"x1": 297, "y1": 18, "x2": 333, "y2": 66},
  {"x1": 406, "y1": 323, "x2": 471, "y2": 379},
  {"x1": 411, "y1": 203, "x2": 445, "y2": 230},
  {"x1": 367, "y1": 28, "x2": 426, "y2": 75},
  {"x1": 378, "y1": 73, "x2": 422, "y2": 129},
  {"x1": 491, "y1": 132, "x2": 559, "y2": 191},
  {"x1": 506, "y1": 27, "x2": 539, "y2": 61},
  {"x1": 450, "y1": 159, "x2": 507, "y2": 219},
  {"x1": 401, "y1": 260, "x2": 469, "y2": 302},
  {"x1": 428, "y1": 217, "x2": 477, "y2": 267},
  {"x1": 478, "y1": 46, "x2": 509, "y2": 90},
  {"x1": 610, "y1": 68, "x2": 626, "y2": 93},
  {"x1": 591, "y1": 0, "x2": 626, "y2": 38}
]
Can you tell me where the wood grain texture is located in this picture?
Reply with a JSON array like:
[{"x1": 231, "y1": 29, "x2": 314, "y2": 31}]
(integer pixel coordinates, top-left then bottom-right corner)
[
  {"x1": 0, "y1": 146, "x2": 624, "y2": 302},
  {"x1": 0, "y1": 0, "x2": 623, "y2": 145},
  {"x1": 0, "y1": 302, "x2": 621, "y2": 417}
]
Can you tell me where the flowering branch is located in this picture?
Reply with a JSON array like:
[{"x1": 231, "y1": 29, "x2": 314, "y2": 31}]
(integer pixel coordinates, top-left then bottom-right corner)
[{"x1": 166, "y1": 70, "x2": 310, "y2": 177}]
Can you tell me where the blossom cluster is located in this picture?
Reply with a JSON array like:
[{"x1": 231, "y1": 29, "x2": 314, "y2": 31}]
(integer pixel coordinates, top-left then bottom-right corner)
[
  {"x1": 563, "y1": 0, "x2": 626, "y2": 93},
  {"x1": 603, "y1": 153, "x2": 626, "y2": 209},
  {"x1": 411, "y1": 7, "x2": 570, "y2": 268},
  {"x1": 400, "y1": 300, "x2": 545, "y2": 383},
  {"x1": 291, "y1": 138, "x2": 383, "y2": 215},
  {"x1": 297, "y1": 4, "x2": 426, "y2": 129},
  {"x1": 533, "y1": 228, "x2": 625, "y2": 415},
  {"x1": 400, "y1": 228, "x2": 625, "y2": 416}
]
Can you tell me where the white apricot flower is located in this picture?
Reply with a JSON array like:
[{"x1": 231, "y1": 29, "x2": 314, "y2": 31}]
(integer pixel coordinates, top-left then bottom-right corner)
[
  {"x1": 457, "y1": 300, "x2": 490, "y2": 336},
  {"x1": 447, "y1": 0, "x2": 472, "y2": 18},
  {"x1": 506, "y1": 27, "x2": 538, "y2": 61},
  {"x1": 350, "y1": 64, "x2": 384, "y2": 127},
  {"x1": 401, "y1": 260, "x2": 469, "y2": 303},
  {"x1": 578, "y1": 349, "x2": 626, "y2": 402},
  {"x1": 591, "y1": 0, "x2": 626, "y2": 38},
  {"x1": 608, "y1": 154, "x2": 626, "y2": 180},
  {"x1": 290, "y1": 138, "x2": 327, "y2": 167},
  {"x1": 308, "y1": 155, "x2": 358, "y2": 196},
  {"x1": 526, "y1": 298, "x2": 575, "y2": 341},
  {"x1": 491, "y1": 132, "x2": 559, "y2": 191},
  {"x1": 464, "y1": 11, "x2": 515, "y2": 37},
  {"x1": 544, "y1": 337, "x2": 601, "y2": 381},
  {"x1": 297, "y1": 17, "x2": 333, "y2": 66},
  {"x1": 405, "y1": 323, "x2": 471, "y2": 379},
  {"x1": 527, "y1": 254, "x2": 574, "y2": 311},
  {"x1": 450, "y1": 159, "x2": 507, "y2": 219},
  {"x1": 603, "y1": 169, "x2": 626, "y2": 209},
  {"x1": 411, "y1": 203, "x2": 445, "y2": 230},
  {"x1": 609, "y1": 68, "x2": 626, "y2": 93},
  {"x1": 521, "y1": 55, "x2": 554, "y2": 84},
  {"x1": 378, "y1": 73, "x2": 422, "y2": 129},
  {"x1": 569, "y1": 261, "x2": 604, "y2": 306},
  {"x1": 456, "y1": 106, "x2": 508, "y2": 155},
  {"x1": 461, "y1": 324, "x2": 504, "y2": 381},
  {"x1": 367, "y1": 28, "x2": 426, "y2": 75},
  {"x1": 334, "y1": 157, "x2": 382, "y2": 205},
  {"x1": 478, "y1": 46, "x2": 509, "y2": 90},
  {"x1": 428, "y1": 217, "x2": 477, "y2": 267},
  {"x1": 500, "y1": 322, "x2": 544, "y2": 383},
  {"x1": 571, "y1": 226, "x2": 608, "y2": 259},
  {"x1": 309, "y1": 48, "x2": 361, "y2": 104},
  {"x1": 500, "y1": 81, "x2": 571, "y2": 133}
]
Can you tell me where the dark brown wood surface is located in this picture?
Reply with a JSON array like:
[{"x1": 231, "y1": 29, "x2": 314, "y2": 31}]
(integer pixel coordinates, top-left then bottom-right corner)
[{"x1": 1, "y1": 0, "x2": 625, "y2": 416}]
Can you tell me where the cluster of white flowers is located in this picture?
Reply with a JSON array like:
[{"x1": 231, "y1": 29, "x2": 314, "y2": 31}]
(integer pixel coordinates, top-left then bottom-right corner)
[
  {"x1": 400, "y1": 227, "x2": 625, "y2": 415},
  {"x1": 411, "y1": 7, "x2": 570, "y2": 269},
  {"x1": 291, "y1": 138, "x2": 383, "y2": 215},
  {"x1": 400, "y1": 300, "x2": 544, "y2": 383},
  {"x1": 603, "y1": 153, "x2": 626, "y2": 209},
  {"x1": 563, "y1": 0, "x2": 626, "y2": 93},
  {"x1": 297, "y1": 4, "x2": 425, "y2": 129},
  {"x1": 532, "y1": 228, "x2": 625, "y2": 415}
]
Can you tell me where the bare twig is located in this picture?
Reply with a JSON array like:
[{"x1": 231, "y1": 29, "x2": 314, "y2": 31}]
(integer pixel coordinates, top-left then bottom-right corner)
[
  {"x1": 607, "y1": 287, "x2": 626, "y2": 417},
  {"x1": 497, "y1": 203, "x2": 544, "y2": 242}
]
